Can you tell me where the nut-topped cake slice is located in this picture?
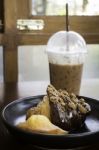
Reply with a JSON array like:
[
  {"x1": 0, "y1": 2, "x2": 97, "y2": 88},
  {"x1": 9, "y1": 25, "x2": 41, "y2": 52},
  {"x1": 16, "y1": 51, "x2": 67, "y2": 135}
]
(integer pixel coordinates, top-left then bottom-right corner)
[
  {"x1": 26, "y1": 84, "x2": 91, "y2": 133},
  {"x1": 47, "y1": 85, "x2": 91, "y2": 131}
]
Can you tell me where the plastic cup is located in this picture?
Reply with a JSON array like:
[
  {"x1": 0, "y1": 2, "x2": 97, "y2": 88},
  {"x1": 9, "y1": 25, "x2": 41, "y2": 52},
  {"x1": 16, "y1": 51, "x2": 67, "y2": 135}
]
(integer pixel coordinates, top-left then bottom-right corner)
[{"x1": 46, "y1": 31, "x2": 87, "y2": 94}]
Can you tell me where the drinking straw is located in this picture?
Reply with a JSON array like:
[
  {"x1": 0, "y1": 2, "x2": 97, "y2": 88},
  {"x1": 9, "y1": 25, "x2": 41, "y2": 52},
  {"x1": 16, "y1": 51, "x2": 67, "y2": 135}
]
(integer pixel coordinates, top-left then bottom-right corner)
[
  {"x1": 66, "y1": 3, "x2": 69, "y2": 51},
  {"x1": 66, "y1": 3, "x2": 69, "y2": 32}
]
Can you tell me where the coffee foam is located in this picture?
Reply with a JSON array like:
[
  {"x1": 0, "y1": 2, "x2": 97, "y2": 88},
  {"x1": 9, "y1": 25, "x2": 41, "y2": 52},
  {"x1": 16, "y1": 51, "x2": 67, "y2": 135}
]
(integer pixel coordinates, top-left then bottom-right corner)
[{"x1": 47, "y1": 51, "x2": 85, "y2": 65}]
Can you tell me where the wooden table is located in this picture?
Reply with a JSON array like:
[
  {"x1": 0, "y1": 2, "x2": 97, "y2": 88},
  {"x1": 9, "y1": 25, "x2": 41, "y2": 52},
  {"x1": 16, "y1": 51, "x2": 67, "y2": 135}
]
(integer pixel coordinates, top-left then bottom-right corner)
[{"x1": 0, "y1": 81, "x2": 99, "y2": 150}]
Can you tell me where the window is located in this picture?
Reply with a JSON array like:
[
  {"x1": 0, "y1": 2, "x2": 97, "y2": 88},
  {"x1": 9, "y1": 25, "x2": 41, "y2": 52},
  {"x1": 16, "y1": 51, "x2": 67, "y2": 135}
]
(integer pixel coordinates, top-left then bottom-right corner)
[
  {"x1": 18, "y1": 45, "x2": 49, "y2": 81},
  {"x1": 31, "y1": 0, "x2": 99, "y2": 16},
  {"x1": 17, "y1": 0, "x2": 99, "y2": 44},
  {"x1": 18, "y1": 44, "x2": 99, "y2": 81}
]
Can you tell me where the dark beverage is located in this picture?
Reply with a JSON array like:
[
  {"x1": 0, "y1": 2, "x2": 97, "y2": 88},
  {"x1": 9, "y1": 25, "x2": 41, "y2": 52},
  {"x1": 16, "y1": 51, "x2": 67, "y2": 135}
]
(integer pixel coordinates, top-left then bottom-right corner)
[{"x1": 49, "y1": 63, "x2": 83, "y2": 94}]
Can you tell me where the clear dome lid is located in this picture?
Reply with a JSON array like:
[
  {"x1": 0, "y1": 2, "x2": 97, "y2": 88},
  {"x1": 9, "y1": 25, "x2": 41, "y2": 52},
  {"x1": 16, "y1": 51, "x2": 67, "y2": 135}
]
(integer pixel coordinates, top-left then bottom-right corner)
[{"x1": 46, "y1": 31, "x2": 87, "y2": 55}]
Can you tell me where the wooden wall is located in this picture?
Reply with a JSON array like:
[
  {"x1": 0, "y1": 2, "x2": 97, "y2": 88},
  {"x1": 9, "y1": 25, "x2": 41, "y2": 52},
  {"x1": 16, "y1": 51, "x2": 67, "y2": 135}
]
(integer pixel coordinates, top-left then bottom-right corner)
[{"x1": 0, "y1": 0, "x2": 4, "y2": 32}]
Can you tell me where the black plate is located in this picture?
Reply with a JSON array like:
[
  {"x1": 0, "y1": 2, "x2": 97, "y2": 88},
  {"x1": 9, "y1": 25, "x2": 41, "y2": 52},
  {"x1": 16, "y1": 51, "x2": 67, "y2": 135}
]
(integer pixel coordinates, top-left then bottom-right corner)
[{"x1": 1, "y1": 95, "x2": 99, "y2": 149}]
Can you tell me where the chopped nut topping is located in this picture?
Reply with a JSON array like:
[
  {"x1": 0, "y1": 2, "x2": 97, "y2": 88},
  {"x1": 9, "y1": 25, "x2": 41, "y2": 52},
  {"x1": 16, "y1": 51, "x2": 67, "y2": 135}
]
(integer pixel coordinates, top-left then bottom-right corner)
[{"x1": 47, "y1": 84, "x2": 91, "y2": 114}]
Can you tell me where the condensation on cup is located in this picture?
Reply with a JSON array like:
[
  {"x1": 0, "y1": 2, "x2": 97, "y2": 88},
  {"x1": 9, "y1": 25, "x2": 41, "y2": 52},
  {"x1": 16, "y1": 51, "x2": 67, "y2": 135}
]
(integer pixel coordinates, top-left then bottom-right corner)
[{"x1": 46, "y1": 31, "x2": 87, "y2": 95}]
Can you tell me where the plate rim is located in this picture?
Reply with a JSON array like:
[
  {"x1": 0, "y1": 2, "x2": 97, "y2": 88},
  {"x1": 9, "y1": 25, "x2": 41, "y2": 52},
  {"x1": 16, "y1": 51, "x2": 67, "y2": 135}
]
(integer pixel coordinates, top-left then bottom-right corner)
[{"x1": 1, "y1": 95, "x2": 99, "y2": 138}]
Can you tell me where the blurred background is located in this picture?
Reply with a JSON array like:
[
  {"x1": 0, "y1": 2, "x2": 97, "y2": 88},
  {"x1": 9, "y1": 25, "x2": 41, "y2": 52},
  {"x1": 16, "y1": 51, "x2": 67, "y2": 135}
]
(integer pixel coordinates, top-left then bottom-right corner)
[{"x1": 0, "y1": 0, "x2": 99, "y2": 82}]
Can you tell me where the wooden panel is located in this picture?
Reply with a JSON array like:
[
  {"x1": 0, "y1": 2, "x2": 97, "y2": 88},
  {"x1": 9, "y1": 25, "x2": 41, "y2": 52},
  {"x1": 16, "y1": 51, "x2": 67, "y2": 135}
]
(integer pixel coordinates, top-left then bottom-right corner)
[
  {"x1": 17, "y1": 0, "x2": 30, "y2": 19},
  {"x1": 18, "y1": 33, "x2": 50, "y2": 45},
  {"x1": 17, "y1": 16, "x2": 99, "y2": 44},
  {"x1": 0, "y1": 0, "x2": 3, "y2": 20},
  {"x1": 0, "y1": 0, "x2": 4, "y2": 32},
  {"x1": 17, "y1": 32, "x2": 99, "y2": 45},
  {"x1": 3, "y1": 48, "x2": 18, "y2": 82},
  {"x1": 4, "y1": 0, "x2": 17, "y2": 32},
  {"x1": 3, "y1": 33, "x2": 18, "y2": 82},
  {"x1": 70, "y1": 16, "x2": 99, "y2": 34},
  {"x1": 83, "y1": 33, "x2": 99, "y2": 44},
  {"x1": 0, "y1": 34, "x2": 4, "y2": 45},
  {"x1": 3, "y1": 0, "x2": 18, "y2": 82},
  {"x1": 18, "y1": 15, "x2": 99, "y2": 44},
  {"x1": 31, "y1": 16, "x2": 99, "y2": 34}
]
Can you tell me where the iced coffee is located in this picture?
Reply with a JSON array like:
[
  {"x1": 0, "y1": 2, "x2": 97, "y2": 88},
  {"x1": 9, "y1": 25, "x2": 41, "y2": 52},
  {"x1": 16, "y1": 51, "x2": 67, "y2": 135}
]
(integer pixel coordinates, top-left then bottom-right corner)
[
  {"x1": 49, "y1": 63, "x2": 83, "y2": 94},
  {"x1": 47, "y1": 31, "x2": 87, "y2": 95}
]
